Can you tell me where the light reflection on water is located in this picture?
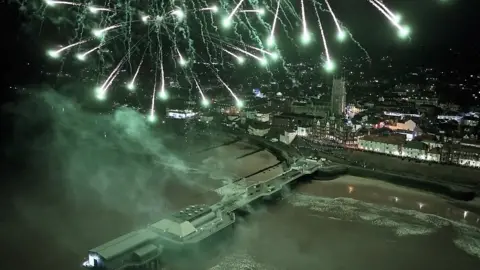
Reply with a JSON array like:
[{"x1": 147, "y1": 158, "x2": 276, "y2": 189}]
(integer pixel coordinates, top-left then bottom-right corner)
[{"x1": 207, "y1": 176, "x2": 480, "y2": 269}]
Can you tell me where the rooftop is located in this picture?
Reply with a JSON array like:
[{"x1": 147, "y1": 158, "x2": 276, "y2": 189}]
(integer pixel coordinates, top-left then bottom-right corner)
[
  {"x1": 90, "y1": 229, "x2": 158, "y2": 260},
  {"x1": 361, "y1": 134, "x2": 406, "y2": 145},
  {"x1": 404, "y1": 141, "x2": 427, "y2": 150}
]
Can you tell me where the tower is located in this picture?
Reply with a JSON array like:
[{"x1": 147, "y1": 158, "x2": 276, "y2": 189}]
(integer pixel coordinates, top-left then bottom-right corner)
[{"x1": 331, "y1": 77, "x2": 346, "y2": 116}]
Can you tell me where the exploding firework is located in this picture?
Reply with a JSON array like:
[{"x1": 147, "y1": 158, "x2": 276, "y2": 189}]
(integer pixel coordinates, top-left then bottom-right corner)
[{"x1": 24, "y1": 0, "x2": 415, "y2": 121}]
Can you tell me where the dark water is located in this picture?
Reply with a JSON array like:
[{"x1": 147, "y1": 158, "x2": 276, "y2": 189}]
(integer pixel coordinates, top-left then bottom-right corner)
[{"x1": 204, "y1": 176, "x2": 480, "y2": 270}]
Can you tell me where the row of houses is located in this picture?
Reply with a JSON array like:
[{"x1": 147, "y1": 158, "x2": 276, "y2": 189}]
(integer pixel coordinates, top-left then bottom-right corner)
[{"x1": 357, "y1": 134, "x2": 480, "y2": 168}]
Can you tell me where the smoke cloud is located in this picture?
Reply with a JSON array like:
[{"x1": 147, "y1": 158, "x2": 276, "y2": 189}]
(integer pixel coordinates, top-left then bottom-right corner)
[{"x1": 1, "y1": 87, "x2": 226, "y2": 269}]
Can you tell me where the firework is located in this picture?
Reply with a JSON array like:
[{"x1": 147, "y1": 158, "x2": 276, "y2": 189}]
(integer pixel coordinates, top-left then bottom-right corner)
[{"x1": 26, "y1": 0, "x2": 417, "y2": 121}]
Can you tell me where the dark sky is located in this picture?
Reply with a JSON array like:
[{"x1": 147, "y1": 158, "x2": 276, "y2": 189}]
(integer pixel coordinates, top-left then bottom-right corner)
[{"x1": 1, "y1": 0, "x2": 479, "y2": 91}]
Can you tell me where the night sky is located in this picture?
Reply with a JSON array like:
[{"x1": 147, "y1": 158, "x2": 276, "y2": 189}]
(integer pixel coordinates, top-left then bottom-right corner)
[{"x1": 1, "y1": 0, "x2": 480, "y2": 91}]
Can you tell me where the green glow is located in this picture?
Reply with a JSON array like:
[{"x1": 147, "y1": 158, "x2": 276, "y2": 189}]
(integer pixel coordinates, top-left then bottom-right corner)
[
  {"x1": 92, "y1": 29, "x2": 104, "y2": 38},
  {"x1": 158, "y1": 90, "x2": 168, "y2": 100},
  {"x1": 266, "y1": 36, "x2": 275, "y2": 47},
  {"x1": 94, "y1": 87, "x2": 106, "y2": 100},
  {"x1": 47, "y1": 50, "x2": 60, "y2": 59},
  {"x1": 336, "y1": 31, "x2": 347, "y2": 42},
  {"x1": 398, "y1": 26, "x2": 411, "y2": 39},
  {"x1": 324, "y1": 60, "x2": 335, "y2": 72},
  {"x1": 393, "y1": 13, "x2": 402, "y2": 24},
  {"x1": 201, "y1": 98, "x2": 209, "y2": 107},
  {"x1": 44, "y1": 0, "x2": 55, "y2": 6},
  {"x1": 222, "y1": 18, "x2": 232, "y2": 28},
  {"x1": 301, "y1": 32, "x2": 312, "y2": 44},
  {"x1": 236, "y1": 99, "x2": 244, "y2": 108},
  {"x1": 126, "y1": 83, "x2": 135, "y2": 90},
  {"x1": 147, "y1": 113, "x2": 157, "y2": 123},
  {"x1": 173, "y1": 10, "x2": 185, "y2": 20},
  {"x1": 259, "y1": 58, "x2": 268, "y2": 66},
  {"x1": 237, "y1": 56, "x2": 245, "y2": 64},
  {"x1": 76, "y1": 53, "x2": 86, "y2": 61},
  {"x1": 270, "y1": 52, "x2": 279, "y2": 60}
]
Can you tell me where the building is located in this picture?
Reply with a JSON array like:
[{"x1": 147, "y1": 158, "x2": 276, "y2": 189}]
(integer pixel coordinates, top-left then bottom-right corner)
[
  {"x1": 442, "y1": 143, "x2": 480, "y2": 168},
  {"x1": 290, "y1": 98, "x2": 330, "y2": 117},
  {"x1": 357, "y1": 135, "x2": 405, "y2": 156},
  {"x1": 402, "y1": 141, "x2": 428, "y2": 159},
  {"x1": 271, "y1": 113, "x2": 316, "y2": 129},
  {"x1": 279, "y1": 129, "x2": 297, "y2": 144},
  {"x1": 247, "y1": 120, "x2": 270, "y2": 137},
  {"x1": 166, "y1": 109, "x2": 198, "y2": 119},
  {"x1": 83, "y1": 204, "x2": 235, "y2": 270},
  {"x1": 331, "y1": 78, "x2": 346, "y2": 116},
  {"x1": 311, "y1": 117, "x2": 356, "y2": 145},
  {"x1": 166, "y1": 99, "x2": 199, "y2": 119}
]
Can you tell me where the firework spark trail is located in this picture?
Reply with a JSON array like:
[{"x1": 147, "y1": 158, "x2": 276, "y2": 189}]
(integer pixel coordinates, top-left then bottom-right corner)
[
  {"x1": 149, "y1": 54, "x2": 159, "y2": 122},
  {"x1": 314, "y1": 1, "x2": 371, "y2": 63},
  {"x1": 44, "y1": 0, "x2": 81, "y2": 7},
  {"x1": 300, "y1": 0, "x2": 310, "y2": 43},
  {"x1": 158, "y1": 56, "x2": 166, "y2": 100},
  {"x1": 369, "y1": 0, "x2": 410, "y2": 38},
  {"x1": 245, "y1": 44, "x2": 278, "y2": 60},
  {"x1": 193, "y1": 77, "x2": 209, "y2": 106},
  {"x1": 199, "y1": 0, "x2": 221, "y2": 63},
  {"x1": 324, "y1": 0, "x2": 346, "y2": 41},
  {"x1": 96, "y1": 58, "x2": 127, "y2": 99},
  {"x1": 47, "y1": 39, "x2": 88, "y2": 58},
  {"x1": 346, "y1": 31, "x2": 372, "y2": 63},
  {"x1": 219, "y1": 1, "x2": 247, "y2": 54},
  {"x1": 282, "y1": 0, "x2": 301, "y2": 22},
  {"x1": 216, "y1": 75, "x2": 242, "y2": 107},
  {"x1": 76, "y1": 45, "x2": 101, "y2": 61},
  {"x1": 223, "y1": 0, "x2": 246, "y2": 27},
  {"x1": 239, "y1": 9, "x2": 265, "y2": 15},
  {"x1": 246, "y1": 0, "x2": 278, "y2": 81},
  {"x1": 228, "y1": 44, "x2": 266, "y2": 66},
  {"x1": 373, "y1": 0, "x2": 401, "y2": 23},
  {"x1": 313, "y1": 1, "x2": 334, "y2": 72},
  {"x1": 35, "y1": 0, "x2": 419, "y2": 116},
  {"x1": 92, "y1": 24, "x2": 122, "y2": 38},
  {"x1": 198, "y1": 5, "x2": 218, "y2": 12},
  {"x1": 221, "y1": 48, "x2": 245, "y2": 64},
  {"x1": 127, "y1": 56, "x2": 144, "y2": 90},
  {"x1": 267, "y1": 0, "x2": 281, "y2": 46},
  {"x1": 87, "y1": 6, "x2": 112, "y2": 14},
  {"x1": 122, "y1": 1, "x2": 133, "y2": 72},
  {"x1": 193, "y1": 2, "x2": 214, "y2": 64}
]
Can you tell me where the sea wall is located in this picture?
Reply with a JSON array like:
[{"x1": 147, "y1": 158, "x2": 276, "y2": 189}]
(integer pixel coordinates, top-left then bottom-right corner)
[{"x1": 346, "y1": 166, "x2": 476, "y2": 201}]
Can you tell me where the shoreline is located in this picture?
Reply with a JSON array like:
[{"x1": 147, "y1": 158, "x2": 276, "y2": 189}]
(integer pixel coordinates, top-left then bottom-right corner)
[{"x1": 313, "y1": 165, "x2": 477, "y2": 201}]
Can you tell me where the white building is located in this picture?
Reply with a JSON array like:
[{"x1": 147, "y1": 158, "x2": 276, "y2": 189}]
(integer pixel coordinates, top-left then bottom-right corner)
[
  {"x1": 358, "y1": 135, "x2": 441, "y2": 162},
  {"x1": 166, "y1": 109, "x2": 197, "y2": 119},
  {"x1": 402, "y1": 141, "x2": 427, "y2": 159},
  {"x1": 280, "y1": 130, "x2": 297, "y2": 145},
  {"x1": 357, "y1": 135, "x2": 405, "y2": 156}
]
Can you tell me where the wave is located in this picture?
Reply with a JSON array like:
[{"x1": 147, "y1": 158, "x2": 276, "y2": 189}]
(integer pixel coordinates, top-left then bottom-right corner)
[
  {"x1": 288, "y1": 193, "x2": 480, "y2": 258},
  {"x1": 209, "y1": 251, "x2": 276, "y2": 270}
]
